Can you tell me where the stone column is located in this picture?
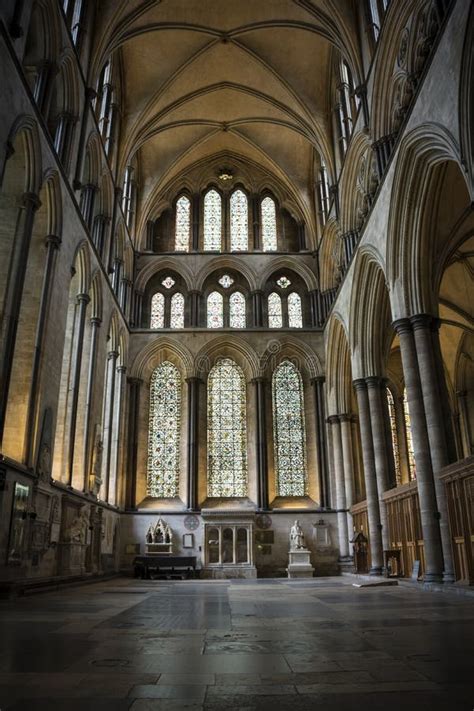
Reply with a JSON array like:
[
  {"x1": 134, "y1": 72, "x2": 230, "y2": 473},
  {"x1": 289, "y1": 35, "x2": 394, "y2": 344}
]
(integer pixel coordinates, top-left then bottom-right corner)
[
  {"x1": 92, "y1": 214, "x2": 110, "y2": 259},
  {"x1": 81, "y1": 317, "x2": 101, "y2": 491},
  {"x1": 252, "y1": 290, "x2": 264, "y2": 328},
  {"x1": 102, "y1": 350, "x2": 118, "y2": 502},
  {"x1": 110, "y1": 364, "x2": 126, "y2": 506},
  {"x1": 253, "y1": 377, "x2": 269, "y2": 510},
  {"x1": 327, "y1": 416, "x2": 349, "y2": 558},
  {"x1": 73, "y1": 86, "x2": 96, "y2": 190},
  {"x1": 411, "y1": 314, "x2": 455, "y2": 582},
  {"x1": 366, "y1": 377, "x2": 391, "y2": 552},
  {"x1": 126, "y1": 377, "x2": 142, "y2": 509},
  {"x1": 24, "y1": 234, "x2": 61, "y2": 466},
  {"x1": 353, "y1": 379, "x2": 383, "y2": 574},
  {"x1": 339, "y1": 415, "x2": 355, "y2": 547},
  {"x1": 311, "y1": 376, "x2": 329, "y2": 507},
  {"x1": 80, "y1": 183, "x2": 97, "y2": 230},
  {"x1": 0, "y1": 191, "x2": 41, "y2": 442},
  {"x1": 457, "y1": 390, "x2": 472, "y2": 457},
  {"x1": 67, "y1": 293, "x2": 91, "y2": 486},
  {"x1": 393, "y1": 318, "x2": 443, "y2": 582},
  {"x1": 134, "y1": 290, "x2": 144, "y2": 328},
  {"x1": 186, "y1": 377, "x2": 201, "y2": 510},
  {"x1": 189, "y1": 290, "x2": 201, "y2": 328}
]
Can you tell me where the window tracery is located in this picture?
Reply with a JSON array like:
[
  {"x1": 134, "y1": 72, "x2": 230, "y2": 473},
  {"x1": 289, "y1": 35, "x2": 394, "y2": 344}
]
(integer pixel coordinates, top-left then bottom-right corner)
[
  {"x1": 147, "y1": 362, "x2": 181, "y2": 498},
  {"x1": 175, "y1": 195, "x2": 191, "y2": 252},
  {"x1": 229, "y1": 291, "x2": 246, "y2": 328},
  {"x1": 170, "y1": 292, "x2": 185, "y2": 329},
  {"x1": 386, "y1": 387, "x2": 402, "y2": 485},
  {"x1": 261, "y1": 196, "x2": 278, "y2": 251},
  {"x1": 207, "y1": 291, "x2": 224, "y2": 328},
  {"x1": 230, "y1": 189, "x2": 249, "y2": 251},
  {"x1": 272, "y1": 361, "x2": 307, "y2": 497},
  {"x1": 204, "y1": 189, "x2": 222, "y2": 251},
  {"x1": 268, "y1": 292, "x2": 283, "y2": 328},
  {"x1": 207, "y1": 358, "x2": 248, "y2": 497},
  {"x1": 150, "y1": 292, "x2": 165, "y2": 329}
]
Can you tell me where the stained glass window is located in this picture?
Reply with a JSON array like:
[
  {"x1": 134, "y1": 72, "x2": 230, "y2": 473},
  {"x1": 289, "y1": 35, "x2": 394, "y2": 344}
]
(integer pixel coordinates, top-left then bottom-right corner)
[
  {"x1": 277, "y1": 276, "x2": 291, "y2": 289},
  {"x1": 272, "y1": 361, "x2": 307, "y2": 496},
  {"x1": 162, "y1": 276, "x2": 175, "y2": 289},
  {"x1": 207, "y1": 358, "x2": 248, "y2": 497},
  {"x1": 207, "y1": 291, "x2": 223, "y2": 328},
  {"x1": 386, "y1": 387, "x2": 401, "y2": 485},
  {"x1": 268, "y1": 292, "x2": 282, "y2": 328},
  {"x1": 403, "y1": 389, "x2": 416, "y2": 480},
  {"x1": 150, "y1": 292, "x2": 165, "y2": 328},
  {"x1": 204, "y1": 189, "x2": 222, "y2": 251},
  {"x1": 170, "y1": 292, "x2": 184, "y2": 329},
  {"x1": 175, "y1": 195, "x2": 190, "y2": 251},
  {"x1": 261, "y1": 196, "x2": 277, "y2": 251},
  {"x1": 230, "y1": 189, "x2": 248, "y2": 251},
  {"x1": 218, "y1": 274, "x2": 234, "y2": 289},
  {"x1": 147, "y1": 362, "x2": 181, "y2": 497},
  {"x1": 229, "y1": 291, "x2": 246, "y2": 328},
  {"x1": 288, "y1": 292, "x2": 303, "y2": 328}
]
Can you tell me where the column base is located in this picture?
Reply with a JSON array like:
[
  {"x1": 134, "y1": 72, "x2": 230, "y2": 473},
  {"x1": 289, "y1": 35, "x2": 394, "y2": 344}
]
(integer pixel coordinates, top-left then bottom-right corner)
[
  {"x1": 369, "y1": 566, "x2": 383, "y2": 576},
  {"x1": 423, "y1": 572, "x2": 443, "y2": 583},
  {"x1": 442, "y1": 572, "x2": 456, "y2": 584}
]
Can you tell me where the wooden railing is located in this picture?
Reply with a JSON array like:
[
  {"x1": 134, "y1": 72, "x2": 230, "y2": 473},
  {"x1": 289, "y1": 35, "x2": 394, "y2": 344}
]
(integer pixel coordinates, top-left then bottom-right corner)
[
  {"x1": 351, "y1": 500, "x2": 370, "y2": 570},
  {"x1": 383, "y1": 482, "x2": 424, "y2": 579},
  {"x1": 440, "y1": 456, "x2": 474, "y2": 585}
]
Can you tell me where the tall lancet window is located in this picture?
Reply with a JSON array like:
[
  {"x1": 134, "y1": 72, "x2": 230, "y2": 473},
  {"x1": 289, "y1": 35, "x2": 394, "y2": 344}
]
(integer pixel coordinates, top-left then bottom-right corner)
[
  {"x1": 288, "y1": 292, "x2": 303, "y2": 328},
  {"x1": 175, "y1": 195, "x2": 191, "y2": 251},
  {"x1": 147, "y1": 362, "x2": 181, "y2": 497},
  {"x1": 261, "y1": 196, "x2": 277, "y2": 251},
  {"x1": 203, "y1": 189, "x2": 222, "y2": 251},
  {"x1": 403, "y1": 389, "x2": 416, "y2": 480},
  {"x1": 268, "y1": 292, "x2": 282, "y2": 328},
  {"x1": 170, "y1": 292, "x2": 185, "y2": 329},
  {"x1": 272, "y1": 361, "x2": 307, "y2": 496},
  {"x1": 386, "y1": 387, "x2": 401, "y2": 485},
  {"x1": 207, "y1": 291, "x2": 223, "y2": 328},
  {"x1": 230, "y1": 189, "x2": 248, "y2": 251},
  {"x1": 229, "y1": 291, "x2": 246, "y2": 328},
  {"x1": 207, "y1": 358, "x2": 248, "y2": 497},
  {"x1": 150, "y1": 292, "x2": 165, "y2": 328}
]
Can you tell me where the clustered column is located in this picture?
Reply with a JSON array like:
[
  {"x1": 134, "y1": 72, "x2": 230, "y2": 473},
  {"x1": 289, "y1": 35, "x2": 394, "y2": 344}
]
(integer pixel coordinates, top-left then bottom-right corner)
[
  {"x1": 186, "y1": 377, "x2": 201, "y2": 510},
  {"x1": 327, "y1": 416, "x2": 349, "y2": 559},
  {"x1": 253, "y1": 377, "x2": 269, "y2": 510}
]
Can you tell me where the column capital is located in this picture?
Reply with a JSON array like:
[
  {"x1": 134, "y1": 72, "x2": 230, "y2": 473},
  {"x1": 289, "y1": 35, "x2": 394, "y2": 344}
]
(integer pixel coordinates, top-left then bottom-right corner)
[
  {"x1": 392, "y1": 317, "x2": 412, "y2": 335},
  {"x1": 310, "y1": 375, "x2": 326, "y2": 385},
  {"x1": 185, "y1": 376, "x2": 202, "y2": 385},
  {"x1": 327, "y1": 415, "x2": 340, "y2": 425},
  {"x1": 338, "y1": 413, "x2": 352, "y2": 423},
  {"x1": 410, "y1": 313, "x2": 434, "y2": 331},
  {"x1": 127, "y1": 376, "x2": 142, "y2": 386},
  {"x1": 365, "y1": 375, "x2": 385, "y2": 389},
  {"x1": 85, "y1": 87, "x2": 97, "y2": 102},
  {"x1": 352, "y1": 378, "x2": 367, "y2": 392},
  {"x1": 188, "y1": 289, "x2": 202, "y2": 296},
  {"x1": 45, "y1": 234, "x2": 62, "y2": 249},
  {"x1": 90, "y1": 316, "x2": 102, "y2": 327},
  {"x1": 116, "y1": 365, "x2": 127, "y2": 374},
  {"x1": 76, "y1": 293, "x2": 91, "y2": 305},
  {"x1": 251, "y1": 376, "x2": 267, "y2": 385},
  {"x1": 107, "y1": 350, "x2": 119, "y2": 361},
  {"x1": 22, "y1": 192, "x2": 41, "y2": 210},
  {"x1": 251, "y1": 289, "x2": 264, "y2": 296}
]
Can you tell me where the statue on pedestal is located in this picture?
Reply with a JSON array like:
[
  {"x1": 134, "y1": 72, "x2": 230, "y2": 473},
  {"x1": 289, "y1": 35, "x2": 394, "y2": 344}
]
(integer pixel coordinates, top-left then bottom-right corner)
[{"x1": 290, "y1": 520, "x2": 306, "y2": 550}]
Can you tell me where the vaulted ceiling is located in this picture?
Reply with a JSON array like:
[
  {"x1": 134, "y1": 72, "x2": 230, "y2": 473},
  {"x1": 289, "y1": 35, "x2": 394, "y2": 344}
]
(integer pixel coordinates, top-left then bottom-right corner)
[{"x1": 91, "y1": 0, "x2": 360, "y2": 239}]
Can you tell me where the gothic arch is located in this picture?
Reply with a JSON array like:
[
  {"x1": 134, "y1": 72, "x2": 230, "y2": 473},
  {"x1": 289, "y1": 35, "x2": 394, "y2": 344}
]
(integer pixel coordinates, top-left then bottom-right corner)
[
  {"x1": 258, "y1": 258, "x2": 318, "y2": 292},
  {"x1": 135, "y1": 258, "x2": 194, "y2": 293},
  {"x1": 194, "y1": 336, "x2": 259, "y2": 381},
  {"x1": 3, "y1": 115, "x2": 42, "y2": 194},
  {"x1": 196, "y1": 259, "x2": 257, "y2": 292},
  {"x1": 260, "y1": 337, "x2": 322, "y2": 380},
  {"x1": 319, "y1": 218, "x2": 342, "y2": 292},
  {"x1": 325, "y1": 314, "x2": 351, "y2": 415},
  {"x1": 131, "y1": 338, "x2": 194, "y2": 382}
]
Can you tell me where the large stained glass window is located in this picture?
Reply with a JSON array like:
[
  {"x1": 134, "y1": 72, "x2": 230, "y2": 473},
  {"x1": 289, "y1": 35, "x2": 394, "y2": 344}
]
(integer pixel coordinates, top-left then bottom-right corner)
[
  {"x1": 386, "y1": 387, "x2": 401, "y2": 485},
  {"x1": 170, "y1": 292, "x2": 184, "y2": 329},
  {"x1": 147, "y1": 362, "x2": 181, "y2": 497},
  {"x1": 288, "y1": 292, "x2": 303, "y2": 328},
  {"x1": 175, "y1": 195, "x2": 190, "y2": 251},
  {"x1": 403, "y1": 389, "x2": 416, "y2": 480},
  {"x1": 203, "y1": 189, "x2": 222, "y2": 251},
  {"x1": 207, "y1": 358, "x2": 248, "y2": 497},
  {"x1": 230, "y1": 189, "x2": 248, "y2": 251},
  {"x1": 207, "y1": 291, "x2": 223, "y2": 328},
  {"x1": 268, "y1": 292, "x2": 282, "y2": 328},
  {"x1": 229, "y1": 291, "x2": 246, "y2": 328},
  {"x1": 150, "y1": 292, "x2": 165, "y2": 328},
  {"x1": 272, "y1": 361, "x2": 307, "y2": 496},
  {"x1": 261, "y1": 196, "x2": 277, "y2": 251}
]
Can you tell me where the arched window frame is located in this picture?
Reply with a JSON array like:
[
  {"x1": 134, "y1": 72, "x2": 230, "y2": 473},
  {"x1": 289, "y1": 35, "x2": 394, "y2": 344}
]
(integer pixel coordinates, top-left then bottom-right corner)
[
  {"x1": 229, "y1": 186, "x2": 250, "y2": 252},
  {"x1": 207, "y1": 358, "x2": 248, "y2": 497},
  {"x1": 229, "y1": 290, "x2": 246, "y2": 328},
  {"x1": 272, "y1": 360, "x2": 308, "y2": 497},
  {"x1": 174, "y1": 193, "x2": 192, "y2": 252},
  {"x1": 260, "y1": 194, "x2": 279, "y2": 252},
  {"x1": 202, "y1": 187, "x2": 223, "y2": 251},
  {"x1": 147, "y1": 361, "x2": 182, "y2": 498},
  {"x1": 149, "y1": 273, "x2": 187, "y2": 329},
  {"x1": 265, "y1": 275, "x2": 306, "y2": 328}
]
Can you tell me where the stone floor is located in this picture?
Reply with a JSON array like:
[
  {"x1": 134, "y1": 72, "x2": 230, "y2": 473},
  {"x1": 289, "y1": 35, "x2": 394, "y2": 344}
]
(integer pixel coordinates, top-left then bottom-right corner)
[{"x1": 0, "y1": 577, "x2": 473, "y2": 710}]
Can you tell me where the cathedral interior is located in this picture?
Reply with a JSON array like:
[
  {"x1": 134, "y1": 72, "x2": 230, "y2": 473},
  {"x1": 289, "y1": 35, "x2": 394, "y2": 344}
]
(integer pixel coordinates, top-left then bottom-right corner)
[{"x1": 0, "y1": 0, "x2": 473, "y2": 708}]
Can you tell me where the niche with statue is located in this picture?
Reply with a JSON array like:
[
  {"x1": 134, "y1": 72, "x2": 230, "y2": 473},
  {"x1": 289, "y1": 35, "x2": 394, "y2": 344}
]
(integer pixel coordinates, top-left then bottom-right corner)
[{"x1": 145, "y1": 518, "x2": 173, "y2": 555}]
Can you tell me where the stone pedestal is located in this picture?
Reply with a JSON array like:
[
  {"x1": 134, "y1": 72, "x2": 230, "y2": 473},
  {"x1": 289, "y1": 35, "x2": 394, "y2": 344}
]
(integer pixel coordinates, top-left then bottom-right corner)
[
  {"x1": 58, "y1": 542, "x2": 87, "y2": 576},
  {"x1": 287, "y1": 549, "x2": 314, "y2": 578}
]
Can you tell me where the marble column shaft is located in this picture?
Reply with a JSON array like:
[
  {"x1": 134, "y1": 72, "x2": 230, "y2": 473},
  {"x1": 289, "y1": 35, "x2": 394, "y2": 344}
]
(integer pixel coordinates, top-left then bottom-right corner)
[
  {"x1": 126, "y1": 377, "x2": 142, "y2": 509},
  {"x1": 411, "y1": 314, "x2": 455, "y2": 582},
  {"x1": 102, "y1": 350, "x2": 118, "y2": 501},
  {"x1": 81, "y1": 317, "x2": 101, "y2": 491},
  {"x1": 393, "y1": 318, "x2": 443, "y2": 582},
  {"x1": 311, "y1": 376, "x2": 329, "y2": 507},
  {"x1": 353, "y1": 379, "x2": 383, "y2": 574},
  {"x1": 339, "y1": 415, "x2": 354, "y2": 545},
  {"x1": 186, "y1": 377, "x2": 200, "y2": 510},
  {"x1": 366, "y1": 376, "x2": 391, "y2": 552},
  {"x1": 253, "y1": 377, "x2": 269, "y2": 510},
  {"x1": 67, "y1": 293, "x2": 91, "y2": 485},
  {"x1": 328, "y1": 416, "x2": 349, "y2": 558}
]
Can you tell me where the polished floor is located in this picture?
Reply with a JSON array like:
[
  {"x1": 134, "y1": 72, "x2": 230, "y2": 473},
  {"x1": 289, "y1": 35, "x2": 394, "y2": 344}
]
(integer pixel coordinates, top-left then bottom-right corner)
[{"x1": 0, "y1": 576, "x2": 473, "y2": 710}]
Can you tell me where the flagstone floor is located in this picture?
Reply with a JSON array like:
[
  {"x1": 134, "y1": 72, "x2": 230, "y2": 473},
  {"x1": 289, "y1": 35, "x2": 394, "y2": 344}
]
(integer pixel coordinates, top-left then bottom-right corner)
[{"x1": 0, "y1": 576, "x2": 473, "y2": 710}]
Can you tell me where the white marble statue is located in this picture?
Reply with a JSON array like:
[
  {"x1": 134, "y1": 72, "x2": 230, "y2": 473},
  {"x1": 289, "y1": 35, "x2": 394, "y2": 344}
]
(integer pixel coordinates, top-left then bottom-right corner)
[{"x1": 290, "y1": 520, "x2": 306, "y2": 550}]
